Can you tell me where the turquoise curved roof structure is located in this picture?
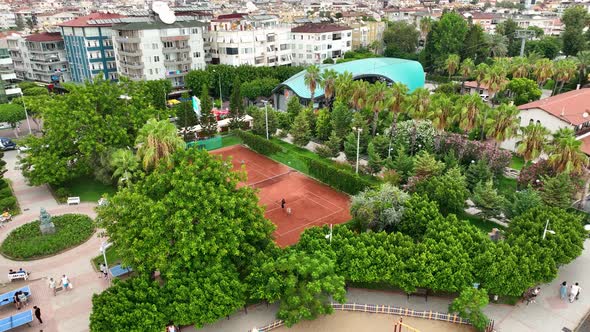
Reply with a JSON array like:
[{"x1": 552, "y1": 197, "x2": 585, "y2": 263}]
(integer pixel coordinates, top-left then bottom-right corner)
[{"x1": 273, "y1": 58, "x2": 425, "y2": 100}]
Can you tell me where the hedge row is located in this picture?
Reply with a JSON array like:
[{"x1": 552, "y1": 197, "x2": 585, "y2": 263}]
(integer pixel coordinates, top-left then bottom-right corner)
[
  {"x1": 236, "y1": 130, "x2": 282, "y2": 156},
  {"x1": 303, "y1": 157, "x2": 373, "y2": 195}
]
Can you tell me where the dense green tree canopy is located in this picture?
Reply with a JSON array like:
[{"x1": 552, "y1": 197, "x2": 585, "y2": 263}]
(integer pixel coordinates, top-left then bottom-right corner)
[
  {"x1": 383, "y1": 21, "x2": 420, "y2": 55},
  {"x1": 424, "y1": 12, "x2": 469, "y2": 71},
  {"x1": 561, "y1": 6, "x2": 589, "y2": 56}
]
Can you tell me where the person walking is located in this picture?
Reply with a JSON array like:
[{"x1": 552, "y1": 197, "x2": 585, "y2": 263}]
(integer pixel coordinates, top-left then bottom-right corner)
[
  {"x1": 560, "y1": 281, "x2": 568, "y2": 300},
  {"x1": 33, "y1": 306, "x2": 42, "y2": 324},
  {"x1": 570, "y1": 283, "x2": 581, "y2": 303},
  {"x1": 281, "y1": 198, "x2": 286, "y2": 209},
  {"x1": 527, "y1": 287, "x2": 541, "y2": 304},
  {"x1": 61, "y1": 275, "x2": 70, "y2": 291},
  {"x1": 48, "y1": 277, "x2": 56, "y2": 296},
  {"x1": 99, "y1": 263, "x2": 108, "y2": 278}
]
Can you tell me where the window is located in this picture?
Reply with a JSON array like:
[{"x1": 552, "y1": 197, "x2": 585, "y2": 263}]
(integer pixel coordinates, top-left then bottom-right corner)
[
  {"x1": 347, "y1": 32, "x2": 351, "y2": 37},
  {"x1": 154, "y1": 56, "x2": 160, "y2": 62},
  {"x1": 306, "y1": 54, "x2": 312, "y2": 59},
  {"x1": 155, "y1": 68, "x2": 159, "y2": 74},
  {"x1": 280, "y1": 44, "x2": 288, "y2": 51},
  {"x1": 152, "y1": 43, "x2": 159, "y2": 49},
  {"x1": 226, "y1": 47, "x2": 238, "y2": 55},
  {"x1": 163, "y1": 41, "x2": 173, "y2": 48},
  {"x1": 346, "y1": 41, "x2": 351, "y2": 47},
  {"x1": 193, "y1": 52, "x2": 201, "y2": 58},
  {"x1": 149, "y1": 69, "x2": 153, "y2": 75},
  {"x1": 322, "y1": 35, "x2": 326, "y2": 40}
]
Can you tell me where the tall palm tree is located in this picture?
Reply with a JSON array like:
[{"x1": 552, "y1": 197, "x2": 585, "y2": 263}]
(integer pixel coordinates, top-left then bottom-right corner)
[
  {"x1": 350, "y1": 80, "x2": 368, "y2": 110},
  {"x1": 387, "y1": 82, "x2": 409, "y2": 138},
  {"x1": 483, "y1": 64, "x2": 508, "y2": 104},
  {"x1": 429, "y1": 94, "x2": 455, "y2": 131},
  {"x1": 575, "y1": 50, "x2": 590, "y2": 85},
  {"x1": 320, "y1": 69, "x2": 338, "y2": 108},
  {"x1": 304, "y1": 64, "x2": 322, "y2": 107},
  {"x1": 445, "y1": 54, "x2": 460, "y2": 80},
  {"x1": 368, "y1": 81, "x2": 388, "y2": 136},
  {"x1": 459, "y1": 58, "x2": 475, "y2": 94},
  {"x1": 406, "y1": 87, "x2": 431, "y2": 120},
  {"x1": 533, "y1": 58, "x2": 554, "y2": 88},
  {"x1": 547, "y1": 128, "x2": 589, "y2": 174},
  {"x1": 552, "y1": 59, "x2": 577, "y2": 95},
  {"x1": 135, "y1": 118, "x2": 185, "y2": 171},
  {"x1": 526, "y1": 51, "x2": 542, "y2": 64},
  {"x1": 474, "y1": 63, "x2": 489, "y2": 94},
  {"x1": 457, "y1": 93, "x2": 484, "y2": 133},
  {"x1": 485, "y1": 104, "x2": 520, "y2": 145},
  {"x1": 516, "y1": 123, "x2": 550, "y2": 163},
  {"x1": 419, "y1": 17, "x2": 433, "y2": 46},
  {"x1": 486, "y1": 34, "x2": 509, "y2": 58},
  {"x1": 110, "y1": 148, "x2": 139, "y2": 187},
  {"x1": 511, "y1": 56, "x2": 530, "y2": 79},
  {"x1": 334, "y1": 71, "x2": 353, "y2": 101}
]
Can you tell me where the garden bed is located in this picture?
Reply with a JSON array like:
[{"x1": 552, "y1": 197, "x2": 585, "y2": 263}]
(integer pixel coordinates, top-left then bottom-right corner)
[
  {"x1": 0, "y1": 179, "x2": 20, "y2": 215},
  {"x1": 0, "y1": 214, "x2": 95, "y2": 260},
  {"x1": 53, "y1": 177, "x2": 117, "y2": 203}
]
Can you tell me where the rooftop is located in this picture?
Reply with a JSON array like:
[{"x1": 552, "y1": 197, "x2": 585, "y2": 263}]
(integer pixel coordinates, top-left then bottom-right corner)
[
  {"x1": 291, "y1": 23, "x2": 351, "y2": 33},
  {"x1": 25, "y1": 32, "x2": 62, "y2": 42},
  {"x1": 274, "y1": 57, "x2": 425, "y2": 100},
  {"x1": 518, "y1": 88, "x2": 590, "y2": 126},
  {"x1": 59, "y1": 12, "x2": 125, "y2": 27},
  {"x1": 112, "y1": 20, "x2": 207, "y2": 31}
]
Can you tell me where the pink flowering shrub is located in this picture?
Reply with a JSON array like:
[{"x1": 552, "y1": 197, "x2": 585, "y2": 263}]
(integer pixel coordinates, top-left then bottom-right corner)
[{"x1": 435, "y1": 133, "x2": 511, "y2": 174}]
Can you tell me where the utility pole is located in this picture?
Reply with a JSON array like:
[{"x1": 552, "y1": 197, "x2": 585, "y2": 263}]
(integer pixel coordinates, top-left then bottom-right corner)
[{"x1": 516, "y1": 30, "x2": 535, "y2": 57}]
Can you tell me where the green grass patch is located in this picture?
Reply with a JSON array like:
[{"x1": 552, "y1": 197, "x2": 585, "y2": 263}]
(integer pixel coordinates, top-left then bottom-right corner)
[
  {"x1": 0, "y1": 214, "x2": 95, "y2": 260},
  {"x1": 91, "y1": 245, "x2": 122, "y2": 271},
  {"x1": 220, "y1": 134, "x2": 242, "y2": 149},
  {"x1": 510, "y1": 155, "x2": 525, "y2": 170},
  {"x1": 457, "y1": 211, "x2": 505, "y2": 234},
  {"x1": 60, "y1": 177, "x2": 117, "y2": 202},
  {"x1": 496, "y1": 175, "x2": 518, "y2": 198}
]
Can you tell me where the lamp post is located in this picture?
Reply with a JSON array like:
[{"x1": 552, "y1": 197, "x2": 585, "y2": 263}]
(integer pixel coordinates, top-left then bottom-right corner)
[
  {"x1": 542, "y1": 219, "x2": 556, "y2": 240},
  {"x1": 19, "y1": 92, "x2": 32, "y2": 135},
  {"x1": 262, "y1": 100, "x2": 269, "y2": 139},
  {"x1": 99, "y1": 241, "x2": 113, "y2": 283},
  {"x1": 353, "y1": 126, "x2": 362, "y2": 174}
]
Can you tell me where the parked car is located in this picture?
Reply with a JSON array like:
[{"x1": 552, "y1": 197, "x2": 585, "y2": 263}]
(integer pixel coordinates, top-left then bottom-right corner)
[{"x1": 0, "y1": 137, "x2": 16, "y2": 151}]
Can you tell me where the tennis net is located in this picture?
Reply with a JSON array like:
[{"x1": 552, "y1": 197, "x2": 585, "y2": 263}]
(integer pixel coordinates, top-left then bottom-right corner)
[{"x1": 249, "y1": 170, "x2": 295, "y2": 189}]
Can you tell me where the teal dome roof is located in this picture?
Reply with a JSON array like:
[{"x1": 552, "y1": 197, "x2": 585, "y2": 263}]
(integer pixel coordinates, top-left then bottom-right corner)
[{"x1": 274, "y1": 57, "x2": 425, "y2": 100}]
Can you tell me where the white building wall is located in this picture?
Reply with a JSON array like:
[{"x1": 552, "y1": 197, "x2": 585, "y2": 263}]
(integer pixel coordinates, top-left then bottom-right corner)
[
  {"x1": 501, "y1": 107, "x2": 572, "y2": 151},
  {"x1": 291, "y1": 29, "x2": 352, "y2": 66}
]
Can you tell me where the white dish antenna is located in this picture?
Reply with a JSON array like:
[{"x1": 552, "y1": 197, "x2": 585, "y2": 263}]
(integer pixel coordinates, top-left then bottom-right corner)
[
  {"x1": 583, "y1": 112, "x2": 589, "y2": 118},
  {"x1": 152, "y1": 1, "x2": 176, "y2": 24}
]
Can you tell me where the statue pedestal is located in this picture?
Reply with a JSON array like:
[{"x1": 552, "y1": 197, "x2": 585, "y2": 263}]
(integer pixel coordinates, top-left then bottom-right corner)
[{"x1": 40, "y1": 222, "x2": 55, "y2": 235}]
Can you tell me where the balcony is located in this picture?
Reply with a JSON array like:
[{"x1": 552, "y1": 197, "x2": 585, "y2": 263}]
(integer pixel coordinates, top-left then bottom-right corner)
[
  {"x1": 30, "y1": 57, "x2": 66, "y2": 64},
  {"x1": 162, "y1": 46, "x2": 190, "y2": 53},
  {"x1": 165, "y1": 70, "x2": 189, "y2": 78},
  {"x1": 161, "y1": 36, "x2": 189, "y2": 42},
  {"x1": 116, "y1": 37, "x2": 140, "y2": 43},
  {"x1": 123, "y1": 73, "x2": 146, "y2": 80},
  {"x1": 119, "y1": 62, "x2": 144, "y2": 70},
  {"x1": 164, "y1": 58, "x2": 191, "y2": 65},
  {"x1": 118, "y1": 49, "x2": 142, "y2": 57}
]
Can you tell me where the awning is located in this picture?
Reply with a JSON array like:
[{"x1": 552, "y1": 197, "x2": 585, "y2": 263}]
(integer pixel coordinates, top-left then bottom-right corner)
[{"x1": 167, "y1": 99, "x2": 181, "y2": 105}]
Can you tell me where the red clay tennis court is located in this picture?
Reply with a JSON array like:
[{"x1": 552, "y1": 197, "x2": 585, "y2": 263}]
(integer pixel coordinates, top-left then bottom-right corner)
[{"x1": 211, "y1": 145, "x2": 351, "y2": 247}]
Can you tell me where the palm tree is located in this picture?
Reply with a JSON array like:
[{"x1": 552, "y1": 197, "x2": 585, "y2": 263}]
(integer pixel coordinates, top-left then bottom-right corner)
[
  {"x1": 429, "y1": 94, "x2": 455, "y2": 131},
  {"x1": 575, "y1": 50, "x2": 590, "y2": 85},
  {"x1": 320, "y1": 69, "x2": 338, "y2": 109},
  {"x1": 483, "y1": 64, "x2": 508, "y2": 104},
  {"x1": 406, "y1": 87, "x2": 431, "y2": 120},
  {"x1": 110, "y1": 148, "x2": 139, "y2": 187},
  {"x1": 533, "y1": 58, "x2": 554, "y2": 88},
  {"x1": 474, "y1": 63, "x2": 489, "y2": 95},
  {"x1": 547, "y1": 128, "x2": 589, "y2": 174},
  {"x1": 511, "y1": 56, "x2": 530, "y2": 79},
  {"x1": 552, "y1": 59, "x2": 577, "y2": 95},
  {"x1": 335, "y1": 71, "x2": 353, "y2": 101},
  {"x1": 485, "y1": 104, "x2": 520, "y2": 145},
  {"x1": 387, "y1": 82, "x2": 409, "y2": 138},
  {"x1": 135, "y1": 118, "x2": 185, "y2": 171},
  {"x1": 457, "y1": 93, "x2": 484, "y2": 133},
  {"x1": 486, "y1": 34, "x2": 508, "y2": 58},
  {"x1": 526, "y1": 51, "x2": 542, "y2": 65},
  {"x1": 368, "y1": 81, "x2": 388, "y2": 136},
  {"x1": 445, "y1": 54, "x2": 460, "y2": 80},
  {"x1": 516, "y1": 123, "x2": 550, "y2": 163},
  {"x1": 351, "y1": 80, "x2": 368, "y2": 110},
  {"x1": 419, "y1": 17, "x2": 433, "y2": 45},
  {"x1": 459, "y1": 58, "x2": 475, "y2": 94},
  {"x1": 304, "y1": 64, "x2": 322, "y2": 107}
]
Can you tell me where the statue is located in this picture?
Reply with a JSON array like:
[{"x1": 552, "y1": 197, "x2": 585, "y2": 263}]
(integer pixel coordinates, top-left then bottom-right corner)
[{"x1": 39, "y1": 208, "x2": 55, "y2": 235}]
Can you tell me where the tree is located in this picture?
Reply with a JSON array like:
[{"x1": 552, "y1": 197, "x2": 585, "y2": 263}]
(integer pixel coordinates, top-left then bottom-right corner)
[
  {"x1": 483, "y1": 64, "x2": 508, "y2": 104},
  {"x1": 472, "y1": 180, "x2": 506, "y2": 218},
  {"x1": 561, "y1": 6, "x2": 588, "y2": 57},
  {"x1": 539, "y1": 173, "x2": 576, "y2": 209},
  {"x1": 255, "y1": 251, "x2": 346, "y2": 327},
  {"x1": 511, "y1": 57, "x2": 530, "y2": 79},
  {"x1": 96, "y1": 148, "x2": 276, "y2": 327},
  {"x1": 496, "y1": 18, "x2": 519, "y2": 56},
  {"x1": 315, "y1": 109, "x2": 332, "y2": 141},
  {"x1": 198, "y1": 84, "x2": 218, "y2": 138},
  {"x1": 505, "y1": 187, "x2": 543, "y2": 218},
  {"x1": 144, "y1": 79, "x2": 172, "y2": 111},
  {"x1": 533, "y1": 58, "x2": 554, "y2": 88},
  {"x1": 110, "y1": 149, "x2": 139, "y2": 187},
  {"x1": 320, "y1": 69, "x2": 338, "y2": 108},
  {"x1": 424, "y1": 12, "x2": 469, "y2": 71},
  {"x1": 250, "y1": 106, "x2": 279, "y2": 138},
  {"x1": 389, "y1": 147, "x2": 415, "y2": 183},
  {"x1": 429, "y1": 93, "x2": 455, "y2": 131},
  {"x1": 350, "y1": 80, "x2": 368, "y2": 111},
  {"x1": 334, "y1": 71, "x2": 354, "y2": 101},
  {"x1": 304, "y1": 65, "x2": 322, "y2": 106},
  {"x1": 229, "y1": 77, "x2": 244, "y2": 129},
  {"x1": 185, "y1": 70, "x2": 211, "y2": 98},
  {"x1": 22, "y1": 86, "x2": 48, "y2": 96},
  {"x1": 286, "y1": 95, "x2": 303, "y2": 124},
  {"x1": 419, "y1": 17, "x2": 433, "y2": 45},
  {"x1": 517, "y1": 123, "x2": 550, "y2": 162},
  {"x1": 331, "y1": 98, "x2": 353, "y2": 140},
  {"x1": 457, "y1": 93, "x2": 484, "y2": 133},
  {"x1": 548, "y1": 128, "x2": 589, "y2": 173},
  {"x1": 462, "y1": 24, "x2": 489, "y2": 64},
  {"x1": 465, "y1": 159, "x2": 493, "y2": 191},
  {"x1": 290, "y1": 110, "x2": 312, "y2": 146},
  {"x1": 175, "y1": 93, "x2": 199, "y2": 141},
  {"x1": 413, "y1": 150, "x2": 445, "y2": 179},
  {"x1": 449, "y1": 287, "x2": 490, "y2": 331},
  {"x1": 135, "y1": 119, "x2": 184, "y2": 171},
  {"x1": 414, "y1": 167, "x2": 468, "y2": 215},
  {"x1": 552, "y1": 59, "x2": 578, "y2": 95},
  {"x1": 383, "y1": 21, "x2": 420, "y2": 54},
  {"x1": 485, "y1": 33, "x2": 508, "y2": 58},
  {"x1": 505, "y1": 78, "x2": 541, "y2": 106},
  {"x1": 0, "y1": 104, "x2": 25, "y2": 136},
  {"x1": 406, "y1": 88, "x2": 431, "y2": 120},
  {"x1": 526, "y1": 37, "x2": 561, "y2": 60},
  {"x1": 459, "y1": 58, "x2": 475, "y2": 94},
  {"x1": 474, "y1": 63, "x2": 489, "y2": 95},
  {"x1": 444, "y1": 54, "x2": 461, "y2": 79},
  {"x1": 485, "y1": 104, "x2": 520, "y2": 145},
  {"x1": 350, "y1": 183, "x2": 410, "y2": 232},
  {"x1": 241, "y1": 78, "x2": 280, "y2": 103},
  {"x1": 367, "y1": 142, "x2": 383, "y2": 174},
  {"x1": 575, "y1": 50, "x2": 590, "y2": 86},
  {"x1": 368, "y1": 81, "x2": 388, "y2": 136},
  {"x1": 324, "y1": 131, "x2": 342, "y2": 157},
  {"x1": 387, "y1": 82, "x2": 409, "y2": 139},
  {"x1": 399, "y1": 194, "x2": 443, "y2": 241}
]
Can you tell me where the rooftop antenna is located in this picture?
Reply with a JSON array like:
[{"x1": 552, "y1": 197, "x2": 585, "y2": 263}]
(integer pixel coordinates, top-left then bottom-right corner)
[{"x1": 152, "y1": 1, "x2": 177, "y2": 24}]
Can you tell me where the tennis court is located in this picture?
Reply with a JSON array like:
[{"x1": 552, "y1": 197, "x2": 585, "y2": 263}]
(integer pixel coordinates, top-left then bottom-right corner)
[{"x1": 211, "y1": 145, "x2": 351, "y2": 247}]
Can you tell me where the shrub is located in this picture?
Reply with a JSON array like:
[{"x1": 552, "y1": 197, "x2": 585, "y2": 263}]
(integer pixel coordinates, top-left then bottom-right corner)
[
  {"x1": 0, "y1": 187, "x2": 11, "y2": 198},
  {"x1": 435, "y1": 133, "x2": 511, "y2": 174},
  {"x1": 315, "y1": 145, "x2": 335, "y2": 159},
  {"x1": 303, "y1": 157, "x2": 373, "y2": 195},
  {"x1": 0, "y1": 214, "x2": 95, "y2": 260},
  {"x1": 235, "y1": 130, "x2": 282, "y2": 156},
  {"x1": 54, "y1": 187, "x2": 72, "y2": 204},
  {"x1": 0, "y1": 197, "x2": 16, "y2": 211}
]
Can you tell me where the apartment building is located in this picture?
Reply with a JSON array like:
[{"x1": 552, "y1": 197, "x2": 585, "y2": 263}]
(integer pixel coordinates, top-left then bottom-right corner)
[
  {"x1": 514, "y1": 15, "x2": 562, "y2": 36},
  {"x1": 208, "y1": 14, "x2": 293, "y2": 67},
  {"x1": 290, "y1": 23, "x2": 352, "y2": 65},
  {"x1": 112, "y1": 20, "x2": 207, "y2": 88},
  {"x1": 37, "y1": 11, "x2": 81, "y2": 29},
  {"x1": 0, "y1": 48, "x2": 20, "y2": 102},
  {"x1": 59, "y1": 13, "x2": 125, "y2": 83},
  {"x1": 6, "y1": 33, "x2": 33, "y2": 81},
  {"x1": 0, "y1": 5, "x2": 16, "y2": 30},
  {"x1": 25, "y1": 32, "x2": 70, "y2": 83},
  {"x1": 350, "y1": 21, "x2": 386, "y2": 50}
]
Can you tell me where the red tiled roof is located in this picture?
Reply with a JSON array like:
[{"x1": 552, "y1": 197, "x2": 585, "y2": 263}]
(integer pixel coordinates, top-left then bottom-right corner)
[
  {"x1": 24, "y1": 32, "x2": 62, "y2": 42},
  {"x1": 464, "y1": 81, "x2": 490, "y2": 90},
  {"x1": 59, "y1": 12, "x2": 125, "y2": 27},
  {"x1": 518, "y1": 88, "x2": 590, "y2": 126},
  {"x1": 580, "y1": 136, "x2": 590, "y2": 155},
  {"x1": 291, "y1": 23, "x2": 350, "y2": 33}
]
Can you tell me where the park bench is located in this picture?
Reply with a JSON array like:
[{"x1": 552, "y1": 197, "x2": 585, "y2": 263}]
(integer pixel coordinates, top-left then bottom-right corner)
[
  {"x1": 7, "y1": 271, "x2": 28, "y2": 282},
  {"x1": 110, "y1": 264, "x2": 133, "y2": 278},
  {"x1": 0, "y1": 309, "x2": 33, "y2": 332},
  {"x1": 67, "y1": 197, "x2": 80, "y2": 205},
  {"x1": 0, "y1": 286, "x2": 31, "y2": 307},
  {"x1": 406, "y1": 288, "x2": 428, "y2": 302}
]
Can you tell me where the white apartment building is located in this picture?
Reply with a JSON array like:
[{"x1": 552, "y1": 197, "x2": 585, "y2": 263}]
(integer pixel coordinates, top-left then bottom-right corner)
[
  {"x1": 5, "y1": 33, "x2": 33, "y2": 81},
  {"x1": 112, "y1": 20, "x2": 207, "y2": 88},
  {"x1": 208, "y1": 14, "x2": 293, "y2": 67},
  {"x1": 24, "y1": 33, "x2": 70, "y2": 83},
  {"x1": 0, "y1": 4, "x2": 16, "y2": 30},
  {"x1": 290, "y1": 23, "x2": 352, "y2": 66}
]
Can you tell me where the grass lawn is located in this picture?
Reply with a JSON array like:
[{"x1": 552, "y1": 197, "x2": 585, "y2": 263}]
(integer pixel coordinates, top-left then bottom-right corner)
[
  {"x1": 510, "y1": 155, "x2": 525, "y2": 170},
  {"x1": 62, "y1": 178, "x2": 117, "y2": 202},
  {"x1": 496, "y1": 175, "x2": 518, "y2": 198},
  {"x1": 91, "y1": 246, "x2": 122, "y2": 271},
  {"x1": 456, "y1": 211, "x2": 505, "y2": 234},
  {"x1": 220, "y1": 134, "x2": 242, "y2": 149}
]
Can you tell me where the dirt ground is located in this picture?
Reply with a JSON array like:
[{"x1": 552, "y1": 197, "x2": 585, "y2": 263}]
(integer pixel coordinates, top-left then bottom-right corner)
[{"x1": 274, "y1": 311, "x2": 476, "y2": 332}]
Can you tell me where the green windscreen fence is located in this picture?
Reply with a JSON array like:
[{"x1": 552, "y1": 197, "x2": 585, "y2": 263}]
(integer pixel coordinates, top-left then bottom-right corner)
[{"x1": 186, "y1": 136, "x2": 223, "y2": 151}]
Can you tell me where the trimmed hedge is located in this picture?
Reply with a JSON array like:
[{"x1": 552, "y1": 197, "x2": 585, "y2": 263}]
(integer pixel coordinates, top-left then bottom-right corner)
[
  {"x1": 303, "y1": 157, "x2": 373, "y2": 195},
  {"x1": 236, "y1": 130, "x2": 282, "y2": 155}
]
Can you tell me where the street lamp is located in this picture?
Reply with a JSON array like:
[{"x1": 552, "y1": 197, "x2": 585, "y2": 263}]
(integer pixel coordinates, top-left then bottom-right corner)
[
  {"x1": 99, "y1": 241, "x2": 113, "y2": 283},
  {"x1": 352, "y1": 126, "x2": 363, "y2": 174},
  {"x1": 19, "y1": 92, "x2": 32, "y2": 135},
  {"x1": 261, "y1": 100, "x2": 269, "y2": 140},
  {"x1": 542, "y1": 219, "x2": 556, "y2": 240}
]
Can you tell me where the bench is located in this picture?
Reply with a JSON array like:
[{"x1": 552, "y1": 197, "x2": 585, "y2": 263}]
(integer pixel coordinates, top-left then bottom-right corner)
[
  {"x1": 407, "y1": 288, "x2": 428, "y2": 302},
  {"x1": 110, "y1": 264, "x2": 133, "y2": 278},
  {"x1": 0, "y1": 286, "x2": 31, "y2": 307},
  {"x1": 0, "y1": 309, "x2": 33, "y2": 332},
  {"x1": 67, "y1": 197, "x2": 80, "y2": 205},
  {"x1": 7, "y1": 272, "x2": 28, "y2": 282}
]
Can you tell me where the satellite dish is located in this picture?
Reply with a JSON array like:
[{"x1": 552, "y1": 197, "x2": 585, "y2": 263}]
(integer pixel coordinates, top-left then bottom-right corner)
[
  {"x1": 584, "y1": 112, "x2": 589, "y2": 118},
  {"x1": 152, "y1": 1, "x2": 176, "y2": 24}
]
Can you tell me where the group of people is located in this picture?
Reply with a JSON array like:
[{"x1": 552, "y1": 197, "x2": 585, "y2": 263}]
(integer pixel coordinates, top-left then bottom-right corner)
[
  {"x1": 12, "y1": 290, "x2": 28, "y2": 310},
  {"x1": 48, "y1": 275, "x2": 72, "y2": 296},
  {"x1": 99, "y1": 263, "x2": 109, "y2": 279},
  {"x1": 8, "y1": 268, "x2": 28, "y2": 275},
  {"x1": 560, "y1": 281, "x2": 582, "y2": 303}
]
